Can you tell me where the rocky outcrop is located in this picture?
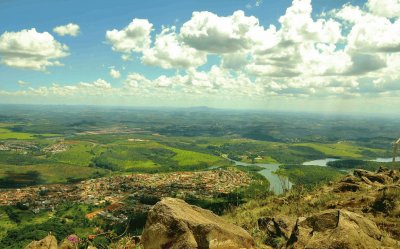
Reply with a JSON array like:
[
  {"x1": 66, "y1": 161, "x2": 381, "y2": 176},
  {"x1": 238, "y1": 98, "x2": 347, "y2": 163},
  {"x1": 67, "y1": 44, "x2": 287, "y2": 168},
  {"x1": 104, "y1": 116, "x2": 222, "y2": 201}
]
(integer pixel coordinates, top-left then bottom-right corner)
[
  {"x1": 24, "y1": 234, "x2": 96, "y2": 249},
  {"x1": 286, "y1": 209, "x2": 399, "y2": 249},
  {"x1": 25, "y1": 235, "x2": 58, "y2": 249},
  {"x1": 334, "y1": 167, "x2": 400, "y2": 193},
  {"x1": 258, "y1": 216, "x2": 296, "y2": 248},
  {"x1": 353, "y1": 169, "x2": 393, "y2": 185},
  {"x1": 334, "y1": 182, "x2": 360, "y2": 192},
  {"x1": 258, "y1": 216, "x2": 294, "y2": 240},
  {"x1": 141, "y1": 197, "x2": 256, "y2": 249}
]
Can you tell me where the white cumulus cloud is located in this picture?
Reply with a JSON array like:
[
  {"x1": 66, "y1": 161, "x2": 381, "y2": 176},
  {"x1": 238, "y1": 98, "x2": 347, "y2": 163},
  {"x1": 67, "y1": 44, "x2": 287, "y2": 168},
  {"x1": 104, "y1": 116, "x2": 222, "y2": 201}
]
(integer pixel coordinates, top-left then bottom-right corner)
[
  {"x1": 367, "y1": 0, "x2": 400, "y2": 18},
  {"x1": 0, "y1": 28, "x2": 69, "y2": 70},
  {"x1": 15, "y1": 0, "x2": 400, "y2": 104},
  {"x1": 142, "y1": 26, "x2": 207, "y2": 69},
  {"x1": 106, "y1": 19, "x2": 153, "y2": 54},
  {"x1": 109, "y1": 68, "x2": 121, "y2": 79},
  {"x1": 53, "y1": 23, "x2": 80, "y2": 37},
  {"x1": 180, "y1": 10, "x2": 263, "y2": 54}
]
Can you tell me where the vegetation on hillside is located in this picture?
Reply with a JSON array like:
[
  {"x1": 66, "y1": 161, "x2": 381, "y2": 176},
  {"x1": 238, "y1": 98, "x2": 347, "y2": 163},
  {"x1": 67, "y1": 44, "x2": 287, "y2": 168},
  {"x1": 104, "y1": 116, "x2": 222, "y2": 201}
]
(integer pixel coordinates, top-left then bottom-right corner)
[
  {"x1": 327, "y1": 159, "x2": 400, "y2": 171},
  {"x1": 276, "y1": 164, "x2": 346, "y2": 187}
]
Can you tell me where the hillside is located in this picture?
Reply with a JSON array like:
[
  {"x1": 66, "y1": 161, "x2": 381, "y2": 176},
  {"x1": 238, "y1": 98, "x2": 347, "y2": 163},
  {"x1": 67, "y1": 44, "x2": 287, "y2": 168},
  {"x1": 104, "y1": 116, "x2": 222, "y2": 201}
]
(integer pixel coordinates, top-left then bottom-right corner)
[
  {"x1": 21, "y1": 166, "x2": 400, "y2": 248},
  {"x1": 225, "y1": 166, "x2": 400, "y2": 248}
]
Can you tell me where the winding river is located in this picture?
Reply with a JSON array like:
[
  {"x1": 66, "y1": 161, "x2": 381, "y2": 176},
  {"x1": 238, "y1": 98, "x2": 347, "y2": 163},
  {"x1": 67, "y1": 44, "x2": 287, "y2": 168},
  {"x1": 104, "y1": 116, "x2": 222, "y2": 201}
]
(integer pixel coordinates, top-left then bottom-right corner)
[
  {"x1": 232, "y1": 160, "x2": 293, "y2": 195},
  {"x1": 232, "y1": 156, "x2": 398, "y2": 195}
]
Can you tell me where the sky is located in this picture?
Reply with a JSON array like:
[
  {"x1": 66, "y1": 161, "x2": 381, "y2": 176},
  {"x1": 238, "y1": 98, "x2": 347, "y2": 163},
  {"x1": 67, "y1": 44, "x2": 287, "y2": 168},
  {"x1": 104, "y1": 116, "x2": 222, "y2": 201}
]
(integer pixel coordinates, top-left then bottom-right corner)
[{"x1": 0, "y1": 0, "x2": 400, "y2": 114}]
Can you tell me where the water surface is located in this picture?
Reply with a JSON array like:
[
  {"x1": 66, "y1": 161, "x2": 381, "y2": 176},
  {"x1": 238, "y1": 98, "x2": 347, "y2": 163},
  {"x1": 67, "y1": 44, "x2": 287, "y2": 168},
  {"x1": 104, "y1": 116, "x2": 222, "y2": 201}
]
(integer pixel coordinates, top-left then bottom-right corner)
[
  {"x1": 371, "y1": 157, "x2": 400, "y2": 162},
  {"x1": 233, "y1": 160, "x2": 292, "y2": 195},
  {"x1": 302, "y1": 157, "x2": 400, "y2": 166},
  {"x1": 302, "y1": 158, "x2": 338, "y2": 167}
]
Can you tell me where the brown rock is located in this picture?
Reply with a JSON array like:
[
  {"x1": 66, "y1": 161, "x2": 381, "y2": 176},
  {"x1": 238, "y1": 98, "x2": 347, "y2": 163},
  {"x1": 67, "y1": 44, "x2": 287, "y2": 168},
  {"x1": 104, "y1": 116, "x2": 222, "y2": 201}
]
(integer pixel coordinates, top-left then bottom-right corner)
[
  {"x1": 141, "y1": 198, "x2": 255, "y2": 249},
  {"x1": 340, "y1": 175, "x2": 359, "y2": 184},
  {"x1": 258, "y1": 216, "x2": 295, "y2": 240},
  {"x1": 25, "y1": 235, "x2": 58, "y2": 249},
  {"x1": 286, "y1": 209, "x2": 399, "y2": 249},
  {"x1": 353, "y1": 169, "x2": 393, "y2": 184},
  {"x1": 361, "y1": 176, "x2": 373, "y2": 185},
  {"x1": 334, "y1": 182, "x2": 360, "y2": 192},
  {"x1": 258, "y1": 216, "x2": 296, "y2": 248}
]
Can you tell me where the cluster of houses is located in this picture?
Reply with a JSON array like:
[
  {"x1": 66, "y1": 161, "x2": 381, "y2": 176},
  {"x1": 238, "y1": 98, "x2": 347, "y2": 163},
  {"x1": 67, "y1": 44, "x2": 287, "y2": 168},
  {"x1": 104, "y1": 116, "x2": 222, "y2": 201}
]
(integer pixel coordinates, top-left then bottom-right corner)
[
  {"x1": 0, "y1": 141, "x2": 38, "y2": 152},
  {"x1": 42, "y1": 142, "x2": 69, "y2": 153},
  {"x1": 0, "y1": 169, "x2": 251, "y2": 215}
]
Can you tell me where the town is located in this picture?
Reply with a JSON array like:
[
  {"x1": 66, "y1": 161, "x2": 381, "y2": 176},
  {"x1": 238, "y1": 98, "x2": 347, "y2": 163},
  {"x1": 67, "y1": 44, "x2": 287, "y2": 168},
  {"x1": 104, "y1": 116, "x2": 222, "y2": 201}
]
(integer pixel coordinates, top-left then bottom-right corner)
[{"x1": 0, "y1": 169, "x2": 251, "y2": 216}]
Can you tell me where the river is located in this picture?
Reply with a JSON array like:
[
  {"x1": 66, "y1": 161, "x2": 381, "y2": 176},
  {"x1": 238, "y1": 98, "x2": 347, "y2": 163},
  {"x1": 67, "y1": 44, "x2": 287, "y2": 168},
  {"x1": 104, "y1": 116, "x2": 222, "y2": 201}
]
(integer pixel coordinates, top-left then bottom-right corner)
[
  {"x1": 232, "y1": 160, "x2": 293, "y2": 195},
  {"x1": 231, "y1": 156, "x2": 397, "y2": 195}
]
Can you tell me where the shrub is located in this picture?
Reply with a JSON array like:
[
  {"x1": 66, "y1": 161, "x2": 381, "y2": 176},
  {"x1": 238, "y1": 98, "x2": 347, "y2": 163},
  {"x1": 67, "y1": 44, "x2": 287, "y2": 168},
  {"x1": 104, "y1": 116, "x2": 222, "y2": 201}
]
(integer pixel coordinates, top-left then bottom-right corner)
[{"x1": 372, "y1": 189, "x2": 400, "y2": 214}]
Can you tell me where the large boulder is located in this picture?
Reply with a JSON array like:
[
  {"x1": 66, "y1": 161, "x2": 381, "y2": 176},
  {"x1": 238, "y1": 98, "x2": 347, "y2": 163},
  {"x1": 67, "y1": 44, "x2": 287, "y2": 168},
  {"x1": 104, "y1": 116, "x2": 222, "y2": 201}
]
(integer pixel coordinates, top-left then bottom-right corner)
[
  {"x1": 141, "y1": 198, "x2": 255, "y2": 249},
  {"x1": 25, "y1": 235, "x2": 58, "y2": 249},
  {"x1": 286, "y1": 209, "x2": 398, "y2": 249}
]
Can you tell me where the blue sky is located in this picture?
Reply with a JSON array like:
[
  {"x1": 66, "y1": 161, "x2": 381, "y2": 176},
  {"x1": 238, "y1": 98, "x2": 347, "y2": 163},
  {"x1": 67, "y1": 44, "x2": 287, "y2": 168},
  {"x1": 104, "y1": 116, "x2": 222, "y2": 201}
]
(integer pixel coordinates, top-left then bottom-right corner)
[
  {"x1": 0, "y1": 0, "x2": 294, "y2": 88},
  {"x1": 0, "y1": 0, "x2": 399, "y2": 114}
]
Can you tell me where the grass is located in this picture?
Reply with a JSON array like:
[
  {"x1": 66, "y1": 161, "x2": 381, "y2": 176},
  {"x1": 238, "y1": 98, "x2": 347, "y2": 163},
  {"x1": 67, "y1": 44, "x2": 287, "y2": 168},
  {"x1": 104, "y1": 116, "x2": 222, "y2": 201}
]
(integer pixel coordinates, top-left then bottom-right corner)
[
  {"x1": 0, "y1": 133, "x2": 390, "y2": 185},
  {"x1": 0, "y1": 127, "x2": 60, "y2": 140},
  {"x1": 49, "y1": 141, "x2": 101, "y2": 167},
  {"x1": 0, "y1": 207, "x2": 53, "y2": 240},
  {"x1": 169, "y1": 147, "x2": 222, "y2": 166},
  {"x1": 295, "y1": 142, "x2": 386, "y2": 159},
  {"x1": 0, "y1": 128, "x2": 35, "y2": 140},
  {"x1": 276, "y1": 164, "x2": 345, "y2": 187},
  {"x1": 327, "y1": 159, "x2": 400, "y2": 171},
  {"x1": 0, "y1": 163, "x2": 109, "y2": 184},
  {"x1": 224, "y1": 164, "x2": 400, "y2": 247},
  {"x1": 241, "y1": 156, "x2": 279, "y2": 164},
  {"x1": 0, "y1": 209, "x2": 16, "y2": 239},
  {"x1": 93, "y1": 140, "x2": 228, "y2": 172},
  {"x1": 0, "y1": 203, "x2": 100, "y2": 248}
]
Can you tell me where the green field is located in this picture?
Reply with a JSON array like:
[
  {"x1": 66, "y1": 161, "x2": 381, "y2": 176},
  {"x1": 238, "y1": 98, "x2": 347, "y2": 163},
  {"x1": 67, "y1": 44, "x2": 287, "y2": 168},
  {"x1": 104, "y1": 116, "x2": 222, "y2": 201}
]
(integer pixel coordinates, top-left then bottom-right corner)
[
  {"x1": 327, "y1": 159, "x2": 400, "y2": 171},
  {"x1": 0, "y1": 132, "x2": 391, "y2": 187},
  {"x1": 295, "y1": 142, "x2": 386, "y2": 159},
  {"x1": 169, "y1": 147, "x2": 222, "y2": 166},
  {"x1": 92, "y1": 140, "x2": 226, "y2": 172},
  {"x1": 0, "y1": 127, "x2": 36, "y2": 140},
  {"x1": 0, "y1": 134, "x2": 230, "y2": 185},
  {"x1": 0, "y1": 163, "x2": 109, "y2": 186},
  {"x1": 0, "y1": 126, "x2": 59, "y2": 140},
  {"x1": 0, "y1": 111, "x2": 394, "y2": 188},
  {"x1": 277, "y1": 164, "x2": 346, "y2": 187},
  {"x1": 49, "y1": 141, "x2": 102, "y2": 167}
]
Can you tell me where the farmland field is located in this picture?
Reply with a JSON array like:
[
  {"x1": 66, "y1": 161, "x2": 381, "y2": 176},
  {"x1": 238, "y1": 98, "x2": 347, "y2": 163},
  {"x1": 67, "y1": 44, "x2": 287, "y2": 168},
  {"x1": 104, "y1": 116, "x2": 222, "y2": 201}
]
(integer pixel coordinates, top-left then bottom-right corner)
[
  {"x1": 0, "y1": 106, "x2": 398, "y2": 187},
  {"x1": 49, "y1": 141, "x2": 102, "y2": 167},
  {"x1": 0, "y1": 125, "x2": 60, "y2": 140}
]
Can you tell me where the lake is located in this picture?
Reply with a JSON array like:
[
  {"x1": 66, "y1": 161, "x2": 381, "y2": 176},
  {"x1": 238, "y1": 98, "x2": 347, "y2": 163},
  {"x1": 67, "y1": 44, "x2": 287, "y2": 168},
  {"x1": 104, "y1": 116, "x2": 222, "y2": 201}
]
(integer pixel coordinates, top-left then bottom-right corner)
[
  {"x1": 302, "y1": 157, "x2": 399, "y2": 166},
  {"x1": 302, "y1": 158, "x2": 338, "y2": 167},
  {"x1": 372, "y1": 157, "x2": 400, "y2": 162}
]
